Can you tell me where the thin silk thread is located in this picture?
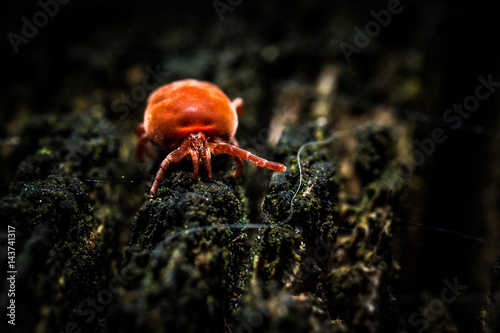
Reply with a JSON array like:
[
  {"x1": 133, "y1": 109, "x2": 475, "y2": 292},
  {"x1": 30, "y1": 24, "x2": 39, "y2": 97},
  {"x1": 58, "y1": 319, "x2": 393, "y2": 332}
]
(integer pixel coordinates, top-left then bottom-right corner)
[{"x1": 152, "y1": 123, "x2": 370, "y2": 254}]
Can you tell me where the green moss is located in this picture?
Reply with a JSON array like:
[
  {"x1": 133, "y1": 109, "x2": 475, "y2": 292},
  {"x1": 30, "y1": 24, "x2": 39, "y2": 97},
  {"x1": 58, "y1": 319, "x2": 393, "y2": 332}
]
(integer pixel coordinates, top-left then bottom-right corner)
[
  {"x1": 103, "y1": 165, "x2": 249, "y2": 332},
  {"x1": 37, "y1": 146, "x2": 53, "y2": 155},
  {"x1": 0, "y1": 174, "x2": 112, "y2": 332},
  {"x1": 1, "y1": 175, "x2": 95, "y2": 244},
  {"x1": 16, "y1": 113, "x2": 121, "y2": 182},
  {"x1": 232, "y1": 120, "x2": 408, "y2": 332},
  {"x1": 355, "y1": 123, "x2": 395, "y2": 185}
]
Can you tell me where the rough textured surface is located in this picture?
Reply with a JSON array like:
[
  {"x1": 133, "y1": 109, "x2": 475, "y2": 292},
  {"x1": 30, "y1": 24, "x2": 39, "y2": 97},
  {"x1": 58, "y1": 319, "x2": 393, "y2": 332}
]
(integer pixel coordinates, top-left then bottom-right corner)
[
  {"x1": 477, "y1": 257, "x2": 500, "y2": 333},
  {"x1": 2, "y1": 1, "x2": 500, "y2": 333},
  {"x1": 103, "y1": 120, "x2": 410, "y2": 332},
  {"x1": 0, "y1": 113, "x2": 128, "y2": 332},
  {"x1": 233, "y1": 122, "x2": 407, "y2": 332},
  {"x1": 105, "y1": 170, "x2": 246, "y2": 332},
  {"x1": 1, "y1": 109, "x2": 410, "y2": 333}
]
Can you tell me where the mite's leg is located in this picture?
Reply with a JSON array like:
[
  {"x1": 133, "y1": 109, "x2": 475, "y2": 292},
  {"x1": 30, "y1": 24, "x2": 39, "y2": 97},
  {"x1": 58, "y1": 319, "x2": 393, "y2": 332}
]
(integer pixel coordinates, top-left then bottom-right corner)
[
  {"x1": 150, "y1": 143, "x2": 189, "y2": 197},
  {"x1": 136, "y1": 124, "x2": 157, "y2": 162},
  {"x1": 232, "y1": 156, "x2": 244, "y2": 178},
  {"x1": 136, "y1": 124, "x2": 148, "y2": 163},
  {"x1": 191, "y1": 148, "x2": 200, "y2": 179},
  {"x1": 228, "y1": 137, "x2": 240, "y2": 148},
  {"x1": 231, "y1": 98, "x2": 244, "y2": 116},
  {"x1": 228, "y1": 138, "x2": 243, "y2": 177},
  {"x1": 209, "y1": 143, "x2": 286, "y2": 173},
  {"x1": 204, "y1": 147, "x2": 213, "y2": 178}
]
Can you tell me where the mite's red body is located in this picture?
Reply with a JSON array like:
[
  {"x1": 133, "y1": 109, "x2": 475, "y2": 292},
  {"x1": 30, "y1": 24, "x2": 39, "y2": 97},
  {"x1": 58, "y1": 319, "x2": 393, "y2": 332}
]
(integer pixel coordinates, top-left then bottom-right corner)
[{"x1": 137, "y1": 79, "x2": 286, "y2": 197}]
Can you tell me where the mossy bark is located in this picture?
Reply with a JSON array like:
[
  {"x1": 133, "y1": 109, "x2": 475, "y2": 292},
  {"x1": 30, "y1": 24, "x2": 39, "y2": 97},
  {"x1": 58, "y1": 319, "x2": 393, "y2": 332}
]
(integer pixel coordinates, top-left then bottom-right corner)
[
  {"x1": 1, "y1": 109, "x2": 410, "y2": 333},
  {"x1": 477, "y1": 257, "x2": 500, "y2": 333},
  {"x1": 5, "y1": 2, "x2": 499, "y2": 332}
]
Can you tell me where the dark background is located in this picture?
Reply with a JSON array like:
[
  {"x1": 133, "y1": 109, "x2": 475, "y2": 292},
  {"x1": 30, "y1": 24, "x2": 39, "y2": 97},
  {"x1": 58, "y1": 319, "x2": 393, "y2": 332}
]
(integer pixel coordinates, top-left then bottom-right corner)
[{"x1": 1, "y1": 0, "x2": 499, "y2": 331}]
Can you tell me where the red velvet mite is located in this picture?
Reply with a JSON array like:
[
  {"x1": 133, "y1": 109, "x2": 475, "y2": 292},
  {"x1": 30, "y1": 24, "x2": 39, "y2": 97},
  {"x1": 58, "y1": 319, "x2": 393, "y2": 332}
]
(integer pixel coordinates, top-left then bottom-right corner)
[{"x1": 136, "y1": 79, "x2": 287, "y2": 197}]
